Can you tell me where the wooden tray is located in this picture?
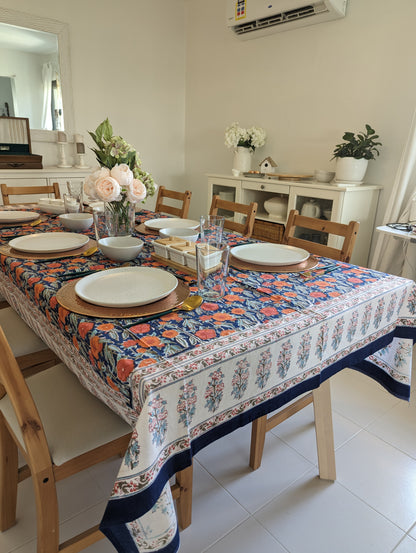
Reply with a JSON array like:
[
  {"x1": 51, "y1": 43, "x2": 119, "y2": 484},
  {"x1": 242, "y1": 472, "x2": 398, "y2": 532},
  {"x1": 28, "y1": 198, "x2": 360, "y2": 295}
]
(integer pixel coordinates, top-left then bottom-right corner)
[
  {"x1": 0, "y1": 238, "x2": 97, "y2": 261},
  {"x1": 56, "y1": 278, "x2": 190, "y2": 319},
  {"x1": 229, "y1": 254, "x2": 319, "y2": 273},
  {"x1": 151, "y1": 252, "x2": 220, "y2": 277}
]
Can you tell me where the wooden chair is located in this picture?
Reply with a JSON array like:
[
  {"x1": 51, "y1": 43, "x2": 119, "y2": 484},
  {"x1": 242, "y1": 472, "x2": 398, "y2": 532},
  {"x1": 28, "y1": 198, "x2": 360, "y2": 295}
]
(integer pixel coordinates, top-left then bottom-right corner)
[
  {"x1": 1, "y1": 182, "x2": 61, "y2": 205},
  {"x1": 0, "y1": 326, "x2": 193, "y2": 552},
  {"x1": 249, "y1": 209, "x2": 360, "y2": 474},
  {"x1": 281, "y1": 209, "x2": 360, "y2": 262},
  {"x1": 0, "y1": 307, "x2": 60, "y2": 399},
  {"x1": 209, "y1": 195, "x2": 258, "y2": 237},
  {"x1": 155, "y1": 186, "x2": 192, "y2": 218}
]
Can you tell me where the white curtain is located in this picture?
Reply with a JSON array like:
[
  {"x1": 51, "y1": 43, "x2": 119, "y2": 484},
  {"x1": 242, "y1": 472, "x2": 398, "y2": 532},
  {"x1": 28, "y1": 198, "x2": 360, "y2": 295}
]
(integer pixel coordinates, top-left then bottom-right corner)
[
  {"x1": 370, "y1": 108, "x2": 416, "y2": 277},
  {"x1": 41, "y1": 62, "x2": 53, "y2": 131}
]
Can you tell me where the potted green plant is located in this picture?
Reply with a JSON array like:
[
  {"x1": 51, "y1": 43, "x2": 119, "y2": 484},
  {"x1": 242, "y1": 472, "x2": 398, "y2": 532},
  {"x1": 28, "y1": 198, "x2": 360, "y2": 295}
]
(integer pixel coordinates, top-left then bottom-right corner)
[{"x1": 332, "y1": 124, "x2": 382, "y2": 184}]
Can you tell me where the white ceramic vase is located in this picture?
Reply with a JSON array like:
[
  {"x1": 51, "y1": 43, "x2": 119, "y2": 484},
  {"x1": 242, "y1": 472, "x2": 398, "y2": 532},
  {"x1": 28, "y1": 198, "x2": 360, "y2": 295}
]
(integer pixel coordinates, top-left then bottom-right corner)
[
  {"x1": 335, "y1": 157, "x2": 369, "y2": 184},
  {"x1": 233, "y1": 146, "x2": 252, "y2": 175}
]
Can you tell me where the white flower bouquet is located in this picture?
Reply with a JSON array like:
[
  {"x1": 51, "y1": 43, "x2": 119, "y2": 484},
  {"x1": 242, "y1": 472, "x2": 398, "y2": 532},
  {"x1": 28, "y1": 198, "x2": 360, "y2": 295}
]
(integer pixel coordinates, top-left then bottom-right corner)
[
  {"x1": 224, "y1": 122, "x2": 266, "y2": 152},
  {"x1": 85, "y1": 118, "x2": 157, "y2": 202}
]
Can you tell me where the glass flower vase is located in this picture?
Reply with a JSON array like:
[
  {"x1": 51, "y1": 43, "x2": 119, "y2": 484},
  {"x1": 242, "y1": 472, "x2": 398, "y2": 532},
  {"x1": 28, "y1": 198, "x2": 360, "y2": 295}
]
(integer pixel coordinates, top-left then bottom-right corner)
[{"x1": 104, "y1": 200, "x2": 136, "y2": 236}]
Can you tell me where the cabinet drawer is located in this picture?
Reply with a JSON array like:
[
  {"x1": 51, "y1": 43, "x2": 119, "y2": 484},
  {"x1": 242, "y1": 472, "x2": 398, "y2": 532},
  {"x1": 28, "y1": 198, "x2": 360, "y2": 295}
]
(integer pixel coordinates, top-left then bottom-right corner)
[{"x1": 242, "y1": 180, "x2": 289, "y2": 194}]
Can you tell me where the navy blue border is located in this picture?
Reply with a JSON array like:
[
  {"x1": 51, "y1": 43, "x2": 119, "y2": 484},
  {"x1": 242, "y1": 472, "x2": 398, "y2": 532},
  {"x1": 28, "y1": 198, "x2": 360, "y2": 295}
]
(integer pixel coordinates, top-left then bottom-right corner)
[{"x1": 101, "y1": 326, "x2": 416, "y2": 551}]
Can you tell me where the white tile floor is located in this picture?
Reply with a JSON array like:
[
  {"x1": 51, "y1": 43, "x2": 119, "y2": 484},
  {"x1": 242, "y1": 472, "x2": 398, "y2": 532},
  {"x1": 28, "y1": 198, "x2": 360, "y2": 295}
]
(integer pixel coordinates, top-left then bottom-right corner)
[{"x1": 3, "y1": 364, "x2": 416, "y2": 553}]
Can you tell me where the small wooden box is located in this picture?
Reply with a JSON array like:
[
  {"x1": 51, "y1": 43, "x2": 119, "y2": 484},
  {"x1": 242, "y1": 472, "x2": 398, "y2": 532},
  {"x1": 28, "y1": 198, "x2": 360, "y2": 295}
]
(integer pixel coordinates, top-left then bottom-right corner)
[{"x1": 0, "y1": 154, "x2": 43, "y2": 169}]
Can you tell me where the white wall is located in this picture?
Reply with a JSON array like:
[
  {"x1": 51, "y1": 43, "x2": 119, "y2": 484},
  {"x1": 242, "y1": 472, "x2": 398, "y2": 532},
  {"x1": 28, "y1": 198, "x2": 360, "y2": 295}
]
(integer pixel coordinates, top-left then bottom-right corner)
[
  {"x1": 0, "y1": 47, "x2": 44, "y2": 127},
  {"x1": 0, "y1": 0, "x2": 186, "y2": 209},
  {"x1": 183, "y1": 0, "x2": 416, "y2": 246}
]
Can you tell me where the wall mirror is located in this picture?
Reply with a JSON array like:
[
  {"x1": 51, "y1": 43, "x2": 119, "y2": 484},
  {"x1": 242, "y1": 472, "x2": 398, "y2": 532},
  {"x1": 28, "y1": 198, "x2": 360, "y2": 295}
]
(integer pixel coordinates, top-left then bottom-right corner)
[{"x1": 0, "y1": 8, "x2": 74, "y2": 143}]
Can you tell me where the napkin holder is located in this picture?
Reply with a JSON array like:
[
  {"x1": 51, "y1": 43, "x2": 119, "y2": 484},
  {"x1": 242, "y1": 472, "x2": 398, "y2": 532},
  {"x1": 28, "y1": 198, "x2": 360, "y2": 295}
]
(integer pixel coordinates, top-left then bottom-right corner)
[{"x1": 0, "y1": 116, "x2": 43, "y2": 169}]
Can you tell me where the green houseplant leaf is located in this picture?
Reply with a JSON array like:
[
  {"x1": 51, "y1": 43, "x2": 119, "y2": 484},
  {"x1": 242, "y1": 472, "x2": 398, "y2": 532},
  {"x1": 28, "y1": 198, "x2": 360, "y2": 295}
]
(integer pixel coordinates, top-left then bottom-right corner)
[{"x1": 332, "y1": 124, "x2": 382, "y2": 161}]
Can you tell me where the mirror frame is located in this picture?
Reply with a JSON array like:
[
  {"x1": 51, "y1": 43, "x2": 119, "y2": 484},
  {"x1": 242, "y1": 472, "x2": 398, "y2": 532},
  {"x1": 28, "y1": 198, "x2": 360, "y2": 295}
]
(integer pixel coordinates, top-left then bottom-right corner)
[{"x1": 0, "y1": 7, "x2": 75, "y2": 143}]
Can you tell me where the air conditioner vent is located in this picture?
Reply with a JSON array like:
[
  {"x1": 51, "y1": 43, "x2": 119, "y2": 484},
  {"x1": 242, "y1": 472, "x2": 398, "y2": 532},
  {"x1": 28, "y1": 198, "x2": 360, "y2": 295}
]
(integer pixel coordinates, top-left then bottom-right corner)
[{"x1": 234, "y1": 4, "x2": 328, "y2": 36}]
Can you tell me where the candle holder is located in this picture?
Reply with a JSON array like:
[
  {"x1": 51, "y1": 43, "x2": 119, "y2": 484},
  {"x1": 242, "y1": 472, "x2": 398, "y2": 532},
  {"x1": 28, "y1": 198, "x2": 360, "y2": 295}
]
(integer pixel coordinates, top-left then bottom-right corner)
[
  {"x1": 57, "y1": 142, "x2": 72, "y2": 168},
  {"x1": 74, "y1": 140, "x2": 89, "y2": 169}
]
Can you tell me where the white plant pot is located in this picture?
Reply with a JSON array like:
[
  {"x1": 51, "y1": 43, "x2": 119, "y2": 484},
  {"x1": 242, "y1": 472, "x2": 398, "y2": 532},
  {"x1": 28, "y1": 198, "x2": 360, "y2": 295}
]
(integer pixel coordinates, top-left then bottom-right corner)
[
  {"x1": 335, "y1": 157, "x2": 369, "y2": 185},
  {"x1": 232, "y1": 146, "x2": 252, "y2": 175}
]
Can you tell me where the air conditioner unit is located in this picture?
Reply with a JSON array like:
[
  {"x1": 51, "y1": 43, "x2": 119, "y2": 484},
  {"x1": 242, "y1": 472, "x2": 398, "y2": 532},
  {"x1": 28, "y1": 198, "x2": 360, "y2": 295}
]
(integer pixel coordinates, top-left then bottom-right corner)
[{"x1": 226, "y1": 0, "x2": 348, "y2": 40}]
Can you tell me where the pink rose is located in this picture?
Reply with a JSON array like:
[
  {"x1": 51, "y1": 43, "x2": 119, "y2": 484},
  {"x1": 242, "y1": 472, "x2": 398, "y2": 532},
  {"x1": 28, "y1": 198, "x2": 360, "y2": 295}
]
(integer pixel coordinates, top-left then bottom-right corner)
[
  {"x1": 95, "y1": 176, "x2": 122, "y2": 202},
  {"x1": 110, "y1": 164, "x2": 133, "y2": 188},
  {"x1": 127, "y1": 178, "x2": 147, "y2": 202},
  {"x1": 84, "y1": 167, "x2": 110, "y2": 199}
]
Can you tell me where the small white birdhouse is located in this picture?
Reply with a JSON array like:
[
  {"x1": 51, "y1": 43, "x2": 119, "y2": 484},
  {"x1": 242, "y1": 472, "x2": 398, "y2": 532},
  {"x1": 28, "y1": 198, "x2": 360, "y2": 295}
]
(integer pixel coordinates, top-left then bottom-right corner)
[{"x1": 259, "y1": 157, "x2": 278, "y2": 174}]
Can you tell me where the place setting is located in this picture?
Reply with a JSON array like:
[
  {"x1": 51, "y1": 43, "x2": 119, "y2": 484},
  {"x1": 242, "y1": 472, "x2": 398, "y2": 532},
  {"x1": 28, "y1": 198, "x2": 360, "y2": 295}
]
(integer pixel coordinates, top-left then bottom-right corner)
[
  {"x1": 0, "y1": 231, "x2": 97, "y2": 260},
  {"x1": 0, "y1": 210, "x2": 47, "y2": 228},
  {"x1": 56, "y1": 266, "x2": 191, "y2": 319},
  {"x1": 136, "y1": 217, "x2": 200, "y2": 236},
  {"x1": 229, "y1": 242, "x2": 319, "y2": 273}
]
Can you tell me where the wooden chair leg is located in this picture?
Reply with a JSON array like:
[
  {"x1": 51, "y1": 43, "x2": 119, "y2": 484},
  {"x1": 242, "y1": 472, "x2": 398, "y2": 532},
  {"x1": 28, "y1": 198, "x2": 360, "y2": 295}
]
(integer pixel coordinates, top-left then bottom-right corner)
[
  {"x1": 174, "y1": 463, "x2": 193, "y2": 530},
  {"x1": 313, "y1": 379, "x2": 336, "y2": 481},
  {"x1": 249, "y1": 415, "x2": 267, "y2": 470},
  {"x1": 0, "y1": 415, "x2": 18, "y2": 531},
  {"x1": 32, "y1": 468, "x2": 60, "y2": 553}
]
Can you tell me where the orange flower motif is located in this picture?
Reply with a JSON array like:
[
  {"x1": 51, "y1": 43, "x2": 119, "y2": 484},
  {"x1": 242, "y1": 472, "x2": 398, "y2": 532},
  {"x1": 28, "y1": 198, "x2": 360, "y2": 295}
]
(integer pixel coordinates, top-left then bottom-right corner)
[
  {"x1": 44, "y1": 276, "x2": 57, "y2": 283},
  {"x1": 162, "y1": 329, "x2": 179, "y2": 338},
  {"x1": 260, "y1": 306, "x2": 278, "y2": 316},
  {"x1": 224, "y1": 294, "x2": 242, "y2": 302},
  {"x1": 34, "y1": 282, "x2": 45, "y2": 301},
  {"x1": 140, "y1": 335, "x2": 162, "y2": 347},
  {"x1": 212, "y1": 312, "x2": 233, "y2": 321},
  {"x1": 106, "y1": 375, "x2": 120, "y2": 391},
  {"x1": 195, "y1": 328, "x2": 216, "y2": 340},
  {"x1": 117, "y1": 359, "x2": 135, "y2": 382},
  {"x1": 130, "y1": 323, "x2": 151, "y2": 334},
  {"x1": 58, "y1": 306, "x2": 69, "y2": 324},
  {"x1": 98, "y1": 323, "x2": 115, "y2": 331},
  {"x1": 201, "y1": 302, "x2": 219, "y2": 312},
  {"x1": 90, "y1": 335, "x2": 103, "y2": 359},
  {"x1": 231, "y1": 307, "x2": 245, "y2": 315},
  {"x1": 49, "y1": 296, "x2": 58, "y2": 309},
  {"x1": 15, "y1": 266, "x2": 24, "y2": 282},
  {"x1": 138, "y1": 358, "x2": 156, "y2": 368},
  {"x1": 220, "y1": 329, "x2": 235, "y2": 336},
  {"x1": 78, "y1": 321, "x2": 94, "y2": 339}
]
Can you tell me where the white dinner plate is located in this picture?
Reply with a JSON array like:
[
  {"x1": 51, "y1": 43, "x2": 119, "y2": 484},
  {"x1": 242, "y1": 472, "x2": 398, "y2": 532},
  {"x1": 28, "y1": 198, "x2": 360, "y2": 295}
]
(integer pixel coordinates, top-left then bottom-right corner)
[
  {"x1": 9, "y1": 232, "x2": 89, "y2": 253},
  {"x1": 75, "y1": 267, "x2": 178, "y2": 307},
  {"x1": 145, "y1": 218, "x2": 200, "y2": 230},
  {"x1": 0, "y1": 211, "x2": 40, "y2": 223},
  {"x1": 230, "y1": 243, "x2": 310, "y2": 266}
]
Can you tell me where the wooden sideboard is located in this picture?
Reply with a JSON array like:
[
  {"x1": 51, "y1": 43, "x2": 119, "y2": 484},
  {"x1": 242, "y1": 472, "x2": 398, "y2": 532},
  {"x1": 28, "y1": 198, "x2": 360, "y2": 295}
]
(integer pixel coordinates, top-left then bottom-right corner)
[
  {"x1": 0, "y1": 167, "x2": 90, "y2": 204},
  {"x1": 207, "y1": 174, "x2": 382, "y2": 267}
]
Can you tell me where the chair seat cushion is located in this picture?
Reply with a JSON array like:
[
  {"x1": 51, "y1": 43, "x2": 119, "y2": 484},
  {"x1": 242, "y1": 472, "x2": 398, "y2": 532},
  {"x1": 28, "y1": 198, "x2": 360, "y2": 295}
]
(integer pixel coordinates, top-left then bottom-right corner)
[
  {"x1": 0, "y1": 307, "x2": 47, "y2": 356},
  {"x1": 0, "y1": 363, "x2": 132, "y2": 466}
]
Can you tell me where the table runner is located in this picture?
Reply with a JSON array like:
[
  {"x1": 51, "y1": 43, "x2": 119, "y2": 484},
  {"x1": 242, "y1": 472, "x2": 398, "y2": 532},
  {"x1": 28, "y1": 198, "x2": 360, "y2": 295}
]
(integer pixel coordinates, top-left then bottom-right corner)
[{"x1": 0, "y1": 209, "x2": 415, "y2": 553}]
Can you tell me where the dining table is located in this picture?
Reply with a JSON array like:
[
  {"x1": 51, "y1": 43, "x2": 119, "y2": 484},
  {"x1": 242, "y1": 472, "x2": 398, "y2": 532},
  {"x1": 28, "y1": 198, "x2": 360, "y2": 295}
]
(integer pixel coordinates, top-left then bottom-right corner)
[{"x1": 0, "y1": 204, "x2": 415, "y2": 553}]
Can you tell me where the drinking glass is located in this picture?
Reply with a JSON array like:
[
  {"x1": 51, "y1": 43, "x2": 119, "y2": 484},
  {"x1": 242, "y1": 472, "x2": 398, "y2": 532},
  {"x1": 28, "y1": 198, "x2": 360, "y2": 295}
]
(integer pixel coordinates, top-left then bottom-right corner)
[
  {"x1": 196, "y1": 240, "x2": 230, "y2": 300},
  {"x1": 64, "y1": 181, "x2": 83, "y2": 213},
  {"x1": 200, "y1": 215, "x2": 225, "y2": 242}
]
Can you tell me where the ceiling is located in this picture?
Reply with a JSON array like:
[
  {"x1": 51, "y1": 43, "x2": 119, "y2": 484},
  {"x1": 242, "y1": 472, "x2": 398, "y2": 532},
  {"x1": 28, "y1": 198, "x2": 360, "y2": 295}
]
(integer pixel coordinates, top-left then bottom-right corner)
[{"x1": 0, "y1": 22, "x2": 57, "y2": 54}]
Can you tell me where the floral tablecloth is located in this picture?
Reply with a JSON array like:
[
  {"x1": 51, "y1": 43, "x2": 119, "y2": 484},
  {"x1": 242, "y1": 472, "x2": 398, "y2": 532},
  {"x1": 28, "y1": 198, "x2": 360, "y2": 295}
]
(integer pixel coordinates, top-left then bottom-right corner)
[{"x1": 0, "y1": 207, "x2": 415, "y2": 553}]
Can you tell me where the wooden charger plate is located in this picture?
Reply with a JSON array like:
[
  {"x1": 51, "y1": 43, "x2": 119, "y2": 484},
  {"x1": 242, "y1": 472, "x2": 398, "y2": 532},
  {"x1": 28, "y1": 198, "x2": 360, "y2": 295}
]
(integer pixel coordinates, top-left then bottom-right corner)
[
  {"x1": 135, "y1": 223, "x2": 159, "y2": 236},
  {"x1": 56, "y1": 278, "x2": 190, "y2": 319},
  {"x1": 229, "y1": 254, "x2": 318, "y2": 273},
  {"x1": 0, "y1": 237, "x2": 97, "y2": 261}
]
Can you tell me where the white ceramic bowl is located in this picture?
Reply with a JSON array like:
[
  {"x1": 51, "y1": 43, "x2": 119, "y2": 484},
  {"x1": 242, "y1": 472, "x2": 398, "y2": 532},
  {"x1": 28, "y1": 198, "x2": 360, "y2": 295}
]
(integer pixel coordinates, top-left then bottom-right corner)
[
  {"x1": 159, "y1": 227, "x2": 199, "y2": 242},
  {"x1": 315, "y1": 170, "x2": 335, "y2": 183},
  {"x1": 264, "y1": 196, "x2": 288, "y2": 219},
  {"x1": 98, "y1": 236, "x2": 144, "y2": 262},
  {"x1": 59, "y1": 213, "x2": 93, "y2": 231}
]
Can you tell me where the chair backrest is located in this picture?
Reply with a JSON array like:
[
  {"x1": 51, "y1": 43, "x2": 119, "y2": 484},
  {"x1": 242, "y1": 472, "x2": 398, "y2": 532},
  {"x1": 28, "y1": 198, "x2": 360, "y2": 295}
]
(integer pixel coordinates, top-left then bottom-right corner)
[
  {"x1": 0, "y1": 327, "x2": 51, "y2": 475},
  {"x1": 282, "y1": 209, "x2": 360, "y2": 262},
  {"x1": 1, "y1": 182, "x2": 61, "y2": 205},
  {"x1": 209, "y1": 195, "x2": 258, "y2": 237},
  {"x1": 155, "y1": 186, "x2": 192, "y2": 218}
]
